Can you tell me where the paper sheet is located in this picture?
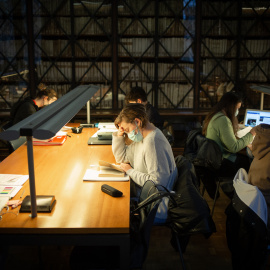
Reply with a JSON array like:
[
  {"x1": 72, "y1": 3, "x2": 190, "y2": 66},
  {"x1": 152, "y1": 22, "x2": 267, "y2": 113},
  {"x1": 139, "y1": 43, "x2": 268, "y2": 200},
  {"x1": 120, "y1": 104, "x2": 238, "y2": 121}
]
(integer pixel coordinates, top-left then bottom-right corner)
[
  {"x1": 0, "y1": 185, "x2": 22, "y2": 198},
  {"x1": 98, "y1": 122, "x2": 116, "y2": 129},
  {"x1": 0, "y1": 174, "x2": 28, "y2": 186},
  {"x1": 61, "y1": 126, "x2": 72, "y2": 130},
  {"x1": 236, "y1": 126, "x2": 252, "y2": 138},
  {"x1": 0, "y1": 196, "x2": 9, "y2": 211},
  {"x1": 0, "y1": 174, "x2": 28, "y2": 199}
]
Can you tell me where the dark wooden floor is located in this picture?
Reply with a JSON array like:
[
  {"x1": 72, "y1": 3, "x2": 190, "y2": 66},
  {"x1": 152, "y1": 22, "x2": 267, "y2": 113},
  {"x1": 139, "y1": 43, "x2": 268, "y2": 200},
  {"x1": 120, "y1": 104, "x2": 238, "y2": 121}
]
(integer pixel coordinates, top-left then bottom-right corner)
[{"x1": 3, "y1": 189, "x2": 270, "y2": 270}]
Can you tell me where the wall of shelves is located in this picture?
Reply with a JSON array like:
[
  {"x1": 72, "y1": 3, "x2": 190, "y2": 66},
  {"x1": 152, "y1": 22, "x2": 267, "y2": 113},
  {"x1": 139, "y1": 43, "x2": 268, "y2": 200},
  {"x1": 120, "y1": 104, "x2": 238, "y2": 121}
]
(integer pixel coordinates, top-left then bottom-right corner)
[
  {"x1": 0, "y1": 0, "x2": 269, "y2": 115},
  {"x1": 200, "y1": 0, "x2": 270, "y2": 109}
]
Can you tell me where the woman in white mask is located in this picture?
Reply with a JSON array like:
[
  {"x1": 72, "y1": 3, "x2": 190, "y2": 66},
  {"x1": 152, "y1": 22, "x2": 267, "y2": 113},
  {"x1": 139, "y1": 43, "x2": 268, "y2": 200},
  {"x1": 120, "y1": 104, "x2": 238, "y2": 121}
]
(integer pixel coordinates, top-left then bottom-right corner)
[
  {"x1": 202, "y1": 91, "x2": 256, "y2": 177},
  {"x1": 112, "y1": 103, "x2": 177, "y2": 223}
]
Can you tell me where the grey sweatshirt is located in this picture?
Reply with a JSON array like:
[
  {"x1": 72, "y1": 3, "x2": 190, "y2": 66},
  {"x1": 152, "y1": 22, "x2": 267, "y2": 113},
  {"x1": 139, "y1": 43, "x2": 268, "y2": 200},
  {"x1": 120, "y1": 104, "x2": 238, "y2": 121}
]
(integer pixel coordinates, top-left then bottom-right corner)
[{"x1": 112, "y1": 128, "x2": 177, "y2": 220}]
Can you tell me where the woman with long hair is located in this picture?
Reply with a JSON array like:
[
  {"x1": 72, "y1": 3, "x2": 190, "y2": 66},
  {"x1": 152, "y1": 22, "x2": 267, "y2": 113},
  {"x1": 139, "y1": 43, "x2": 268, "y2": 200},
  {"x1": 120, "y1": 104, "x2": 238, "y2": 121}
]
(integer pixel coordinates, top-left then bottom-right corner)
[{"x1": 202, "y1": 91, "x2": 256, "y2": 176}]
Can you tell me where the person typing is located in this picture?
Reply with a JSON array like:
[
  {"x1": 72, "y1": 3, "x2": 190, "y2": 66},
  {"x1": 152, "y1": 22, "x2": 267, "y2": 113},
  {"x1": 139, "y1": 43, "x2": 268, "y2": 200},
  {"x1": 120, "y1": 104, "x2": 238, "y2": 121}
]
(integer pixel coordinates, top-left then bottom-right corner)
[{"x1": 202, "y1": 91, "x2": 256, "y2": 177}]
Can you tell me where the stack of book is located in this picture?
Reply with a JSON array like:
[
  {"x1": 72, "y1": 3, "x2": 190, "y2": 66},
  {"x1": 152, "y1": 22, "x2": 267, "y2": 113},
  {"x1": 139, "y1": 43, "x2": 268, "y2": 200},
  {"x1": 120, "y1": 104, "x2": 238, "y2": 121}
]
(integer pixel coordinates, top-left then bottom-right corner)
[{"x1": 33, "y1": 131, "x2": 67, "y2": 146}]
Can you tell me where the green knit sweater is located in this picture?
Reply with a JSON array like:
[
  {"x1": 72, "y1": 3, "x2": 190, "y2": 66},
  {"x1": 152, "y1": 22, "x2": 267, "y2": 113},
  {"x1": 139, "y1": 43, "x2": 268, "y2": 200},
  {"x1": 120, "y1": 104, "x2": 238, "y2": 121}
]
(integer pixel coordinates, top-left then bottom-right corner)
[{"x1": 206, "y1": 112, "x2": 253, "y2": 162}]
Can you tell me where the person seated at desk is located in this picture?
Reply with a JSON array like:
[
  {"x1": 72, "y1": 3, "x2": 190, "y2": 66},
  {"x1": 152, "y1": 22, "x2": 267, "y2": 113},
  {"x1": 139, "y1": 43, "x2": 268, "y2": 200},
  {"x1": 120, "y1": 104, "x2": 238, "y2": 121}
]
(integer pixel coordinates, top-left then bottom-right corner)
[
  {"x1": 125, "y1": 86, "x2": 164, "y2": 130},
  {"x1": 112, "y1": 103, "x2": 177, "y2": 223},
  {"x1": 202, "y1": 91, "x2": 256, "y2": 177},
  {"x1": 248, "y1": 124, "x2": 270, "y2": 229},
  {"x1": 10, "y1": 88, "x2": 58, "y2": 125}
]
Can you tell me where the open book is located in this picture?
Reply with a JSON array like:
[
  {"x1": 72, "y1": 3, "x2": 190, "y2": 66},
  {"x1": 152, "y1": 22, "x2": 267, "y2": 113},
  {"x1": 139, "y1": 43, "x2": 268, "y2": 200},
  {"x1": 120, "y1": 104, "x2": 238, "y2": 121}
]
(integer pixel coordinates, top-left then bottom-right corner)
[
  {"x1": 98, "y1": 160, "x2": 125, "y2": 177},
  {"x1": 83, "y1": 161, "x2": 129, "y2": 181}
]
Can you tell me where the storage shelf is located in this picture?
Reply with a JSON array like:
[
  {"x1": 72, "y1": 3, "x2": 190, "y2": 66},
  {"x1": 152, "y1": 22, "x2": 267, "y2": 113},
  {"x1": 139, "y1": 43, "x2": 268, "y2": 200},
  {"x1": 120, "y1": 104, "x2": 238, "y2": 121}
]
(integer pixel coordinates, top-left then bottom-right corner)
[{"x1": 0, "y1": 0, "x2": 269, "y2": 114}]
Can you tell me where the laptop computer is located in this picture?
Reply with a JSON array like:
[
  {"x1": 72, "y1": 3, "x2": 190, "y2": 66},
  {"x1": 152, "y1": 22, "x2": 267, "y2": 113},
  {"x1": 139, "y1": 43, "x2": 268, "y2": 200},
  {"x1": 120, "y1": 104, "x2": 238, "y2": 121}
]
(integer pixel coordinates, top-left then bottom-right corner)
[
  {"x1": 88, "y1": 137, "x2": 112, "y2": 145},
  {"x1": 243, "y1": 109, "x2": 270, "y2": 127}
]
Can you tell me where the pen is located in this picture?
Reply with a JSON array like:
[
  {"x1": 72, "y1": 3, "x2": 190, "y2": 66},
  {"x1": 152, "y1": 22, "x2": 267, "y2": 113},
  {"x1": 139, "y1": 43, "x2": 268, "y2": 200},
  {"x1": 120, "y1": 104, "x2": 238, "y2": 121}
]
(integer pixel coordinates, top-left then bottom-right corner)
[
  {"x1": 67, "y1": 134, "x2": 71, "y2": 137},
  {"x1": 7, "y1": 177, "x2": 18, "y2": 182},
  {"x1": 20, "y1": 190, "x2": 25, "y2": 199}
]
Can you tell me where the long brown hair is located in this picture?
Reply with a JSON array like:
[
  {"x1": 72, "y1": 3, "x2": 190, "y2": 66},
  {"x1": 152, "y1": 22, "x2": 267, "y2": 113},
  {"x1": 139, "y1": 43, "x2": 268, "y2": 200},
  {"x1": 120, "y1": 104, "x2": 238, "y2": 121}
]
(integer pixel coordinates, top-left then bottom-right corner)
[{"x1": 202, "y1": 91, "x2": 242, "y2": 136}]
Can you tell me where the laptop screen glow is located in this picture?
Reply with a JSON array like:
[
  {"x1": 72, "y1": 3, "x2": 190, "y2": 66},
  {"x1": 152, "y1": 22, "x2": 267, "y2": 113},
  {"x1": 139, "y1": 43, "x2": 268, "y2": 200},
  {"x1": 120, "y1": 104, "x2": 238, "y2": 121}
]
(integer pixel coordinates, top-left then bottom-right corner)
[{"x1": 244, "y1": 109, "x2": 270, "y2": 127}]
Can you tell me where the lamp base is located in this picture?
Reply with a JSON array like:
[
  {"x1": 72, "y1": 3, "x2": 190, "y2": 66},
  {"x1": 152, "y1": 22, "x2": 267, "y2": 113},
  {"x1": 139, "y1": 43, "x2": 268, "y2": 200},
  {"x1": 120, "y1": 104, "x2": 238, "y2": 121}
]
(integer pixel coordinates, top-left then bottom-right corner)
[{"x1": 20, "y1": 195, "x2": 56, "y2": 213}]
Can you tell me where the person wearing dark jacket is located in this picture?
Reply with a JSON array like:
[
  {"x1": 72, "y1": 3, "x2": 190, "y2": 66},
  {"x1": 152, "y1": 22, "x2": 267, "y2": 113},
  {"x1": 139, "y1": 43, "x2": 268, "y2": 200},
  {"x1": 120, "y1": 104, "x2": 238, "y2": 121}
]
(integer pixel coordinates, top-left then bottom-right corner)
[
  {"x1": 125, "y1": 86, "x2": 164, "y2": 130},
  {"x1": 10, "y1": 88, "x2": 57, "y2": 125}
]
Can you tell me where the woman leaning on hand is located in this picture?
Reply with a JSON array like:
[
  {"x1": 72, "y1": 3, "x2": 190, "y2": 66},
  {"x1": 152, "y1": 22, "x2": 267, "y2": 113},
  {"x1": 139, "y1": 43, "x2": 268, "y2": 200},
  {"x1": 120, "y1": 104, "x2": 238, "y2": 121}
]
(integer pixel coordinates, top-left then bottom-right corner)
[
  {"x1": 202, "y1": 91, "x2": 256, "y2": 177},
  {"x1": 112, "y1": 103, "x2": 178, "y2": 223}
]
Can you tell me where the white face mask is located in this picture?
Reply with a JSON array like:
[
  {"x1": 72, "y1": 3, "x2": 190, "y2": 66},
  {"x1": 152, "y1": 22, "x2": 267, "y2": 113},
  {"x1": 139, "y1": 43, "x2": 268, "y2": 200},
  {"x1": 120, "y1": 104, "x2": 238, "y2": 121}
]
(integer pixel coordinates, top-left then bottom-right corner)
[
  {"x1": 235, "y1": 109, "x2": 239, "y2": 117},
  {"x1": 127, "y1": 122, "x2": 143, "y2": 143}
]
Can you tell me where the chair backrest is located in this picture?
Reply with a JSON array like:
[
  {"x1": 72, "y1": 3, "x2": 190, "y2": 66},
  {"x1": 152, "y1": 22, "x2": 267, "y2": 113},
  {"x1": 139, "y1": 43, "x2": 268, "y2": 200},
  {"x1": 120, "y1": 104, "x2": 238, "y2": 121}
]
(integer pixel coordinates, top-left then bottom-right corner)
[
  {"x1": 168, "y1": 155, "x2": 216, "y2": 236},
  {"x1": 233, "y1": 168, "x2": 268, "y2": 228},
  {"x1": 226, "y1": 169, "x2": 268, "y2": 269},
  {"x1": 136, "y1": 180, "x2": 164, "y2": 230},
  {"x1": 139, "y1": 179, "x2": 159, "y2": 202},
  {"x1": 184, "y1": 129, "x2": 223, "y2": 171},
  {"x1": 130, "y1": 180, "x2": 168, "y2": 269},
  {"x1": 184, "y1": 129, "x2": 225, "y2": 199}
]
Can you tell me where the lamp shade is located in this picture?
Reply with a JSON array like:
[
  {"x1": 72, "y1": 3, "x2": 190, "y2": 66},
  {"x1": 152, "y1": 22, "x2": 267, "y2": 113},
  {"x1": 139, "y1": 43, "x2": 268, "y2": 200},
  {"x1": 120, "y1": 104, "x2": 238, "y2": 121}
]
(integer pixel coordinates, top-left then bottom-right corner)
[
  {"x1": 0, "y1": 85, "x2": 99, "y2": 140},
  {"x1": 250, "y1": 85, "x2": 270, "y2": 94}
]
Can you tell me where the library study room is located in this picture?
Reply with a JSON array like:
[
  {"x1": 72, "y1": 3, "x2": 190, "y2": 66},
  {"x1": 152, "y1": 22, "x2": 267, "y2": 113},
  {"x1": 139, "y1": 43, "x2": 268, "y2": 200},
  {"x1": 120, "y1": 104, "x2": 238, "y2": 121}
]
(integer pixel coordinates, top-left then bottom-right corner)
[{"x1": 0, "y1": 1, "x2": 270, "y2": 270}]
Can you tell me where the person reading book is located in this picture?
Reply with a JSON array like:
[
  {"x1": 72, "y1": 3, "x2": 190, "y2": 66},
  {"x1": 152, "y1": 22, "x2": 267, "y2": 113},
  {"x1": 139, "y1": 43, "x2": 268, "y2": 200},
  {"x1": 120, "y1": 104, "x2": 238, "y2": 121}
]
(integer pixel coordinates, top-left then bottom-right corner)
[
  {"x1": 112, "y1": 103, "x2": 177, "y2": 223},
  {"x1": 202, "y1": 91, "x2": 256, "y2": 177},
  {"x1": 10, "y1": 88, "x2": 58, "y2": 125}
]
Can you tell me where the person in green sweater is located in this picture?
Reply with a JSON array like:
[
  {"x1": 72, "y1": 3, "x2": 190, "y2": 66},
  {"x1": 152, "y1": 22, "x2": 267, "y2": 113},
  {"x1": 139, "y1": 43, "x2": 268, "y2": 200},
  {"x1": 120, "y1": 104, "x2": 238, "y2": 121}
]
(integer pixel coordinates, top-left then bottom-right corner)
[{"x1": 202, "y1": 91, "x2": 256, "y2": 177}]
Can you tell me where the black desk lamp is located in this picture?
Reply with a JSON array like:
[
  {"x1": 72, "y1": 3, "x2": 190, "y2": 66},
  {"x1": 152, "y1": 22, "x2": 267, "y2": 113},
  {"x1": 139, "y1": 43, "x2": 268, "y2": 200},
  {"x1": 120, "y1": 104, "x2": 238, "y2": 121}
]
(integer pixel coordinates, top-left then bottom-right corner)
[
  {"x1": 0, "y1": 85, "x2": 99, "y2": 217},
  {"x1": 250, "y1": 85, "x2": 270, "y2": 110}
]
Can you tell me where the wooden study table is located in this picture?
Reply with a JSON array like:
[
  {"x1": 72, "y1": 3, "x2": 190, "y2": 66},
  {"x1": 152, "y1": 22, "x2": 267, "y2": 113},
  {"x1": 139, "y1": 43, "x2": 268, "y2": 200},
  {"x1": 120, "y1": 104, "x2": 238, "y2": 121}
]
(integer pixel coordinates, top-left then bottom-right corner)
[{"x1": 0, "y1": 125, "x2": 130, "y2": 269}]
